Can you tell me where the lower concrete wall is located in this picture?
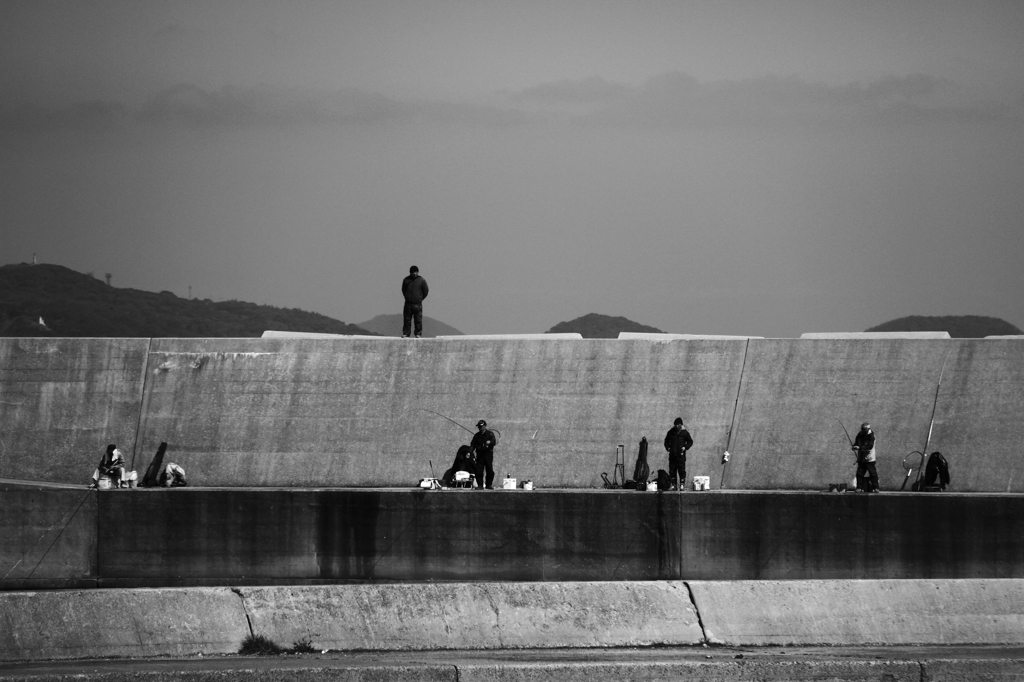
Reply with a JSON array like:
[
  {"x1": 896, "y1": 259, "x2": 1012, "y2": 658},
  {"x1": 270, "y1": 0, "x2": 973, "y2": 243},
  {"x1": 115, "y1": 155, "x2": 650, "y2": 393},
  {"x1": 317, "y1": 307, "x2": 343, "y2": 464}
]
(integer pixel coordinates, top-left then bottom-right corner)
[
  {"x1": 2, "y1": 580, "x2": 1023, "y2": 662},
  {"x1": 9, "y1": 486, "x2": 1024, "y2": 588},
  {"x1": 0, "y1": 481, "x2": 96, "y2": 590},
  {"x1": 0, "y1": 587, "x2": 249, "y2": 661},
  {"x1": 97, "y1": 489, "x2": 1024, "y2": 585},
  {"x1": 240, "y1": 582, "x2": 703, "y2": 651},
  {"x1": 691, "y1": 579, "x2": 1024, "y2": 646}
]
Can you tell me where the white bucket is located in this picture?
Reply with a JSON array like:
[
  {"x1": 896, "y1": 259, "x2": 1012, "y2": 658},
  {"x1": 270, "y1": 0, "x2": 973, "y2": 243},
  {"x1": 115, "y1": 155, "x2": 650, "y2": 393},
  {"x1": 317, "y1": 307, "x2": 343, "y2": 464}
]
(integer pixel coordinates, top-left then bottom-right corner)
[
  {"x1": 693, "y1": 476, "x2": 710, "y2": 491},
  {"x1": 522, "y1": 480, "x2": 534, "y2": 490},
  {"x1": 97, "y1": 477, "x2": 112, "y2": 490}
]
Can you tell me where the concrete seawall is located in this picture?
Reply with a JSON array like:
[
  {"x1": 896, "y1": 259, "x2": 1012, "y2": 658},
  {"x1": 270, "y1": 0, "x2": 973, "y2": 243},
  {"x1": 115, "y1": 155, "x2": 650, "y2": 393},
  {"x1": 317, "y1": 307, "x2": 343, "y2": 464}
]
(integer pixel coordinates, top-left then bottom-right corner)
[
  {"x1": 6, "y1": 484, "x2": 1024, "y2": 588},
  {"x1": 3, "y1": 580, "x2": 1023, "y2": 662},
  {"x1": 2, "y1": 336, "x2": 1024, "y2": 491}
]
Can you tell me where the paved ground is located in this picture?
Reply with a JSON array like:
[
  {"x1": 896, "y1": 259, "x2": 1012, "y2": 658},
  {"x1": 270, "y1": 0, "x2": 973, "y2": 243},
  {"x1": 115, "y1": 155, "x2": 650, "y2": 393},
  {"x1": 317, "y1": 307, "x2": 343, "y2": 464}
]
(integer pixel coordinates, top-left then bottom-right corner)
[{"x1": 4, "y1": 646, "x2": 1024, "y2": 680}]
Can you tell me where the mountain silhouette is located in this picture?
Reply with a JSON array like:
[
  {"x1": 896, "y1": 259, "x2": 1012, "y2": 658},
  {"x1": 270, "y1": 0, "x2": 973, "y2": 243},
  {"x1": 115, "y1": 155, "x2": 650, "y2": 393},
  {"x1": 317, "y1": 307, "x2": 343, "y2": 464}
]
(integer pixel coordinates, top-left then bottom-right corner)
[
  {"x1": 0, "y1": 262, "x2": 376, "y2": 337},
  {"x1": 866, "y1": 315, "x2": 1022, "y2": 338},
  {"x1": 546, "y1": 313, "x2": 663, "y2": 339},
  {"x1": 357, "y1": 314, "x2": 463, "y2": 338}
]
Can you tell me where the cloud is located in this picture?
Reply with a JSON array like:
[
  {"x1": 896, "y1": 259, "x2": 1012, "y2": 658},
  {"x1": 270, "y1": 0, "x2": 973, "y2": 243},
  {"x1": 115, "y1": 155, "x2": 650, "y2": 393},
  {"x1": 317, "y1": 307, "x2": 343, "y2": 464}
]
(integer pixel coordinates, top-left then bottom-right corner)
[
  {"x1": 136, "y1": 84, "x2": 411, "y2": 127},
  {"x1": 584, "y1": 72, "x2": 1017, "y2": 128},
  {"x1": 3, "y1": 74, "x2": 1019, "y2": 136}
]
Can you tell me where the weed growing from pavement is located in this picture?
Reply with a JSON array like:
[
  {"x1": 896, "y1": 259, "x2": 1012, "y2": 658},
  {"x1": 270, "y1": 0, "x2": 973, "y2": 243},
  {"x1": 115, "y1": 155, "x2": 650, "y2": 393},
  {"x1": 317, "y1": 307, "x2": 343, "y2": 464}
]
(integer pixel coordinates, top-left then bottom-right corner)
[{"x1": 239, "y1": 633, "x2": 322, "y2": 656}]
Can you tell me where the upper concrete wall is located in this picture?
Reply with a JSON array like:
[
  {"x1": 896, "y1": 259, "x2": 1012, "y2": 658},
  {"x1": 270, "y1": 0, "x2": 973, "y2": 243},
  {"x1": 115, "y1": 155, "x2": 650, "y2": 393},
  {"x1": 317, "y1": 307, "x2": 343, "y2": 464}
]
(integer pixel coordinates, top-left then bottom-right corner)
[
  {"x1": 135, "y1": 337, "x2": 746, "y2": 487},
  {"x1": 0, "y1": 338, "x2": 149, "y2": 484},
  {"x1": 2, "y1": 336, "x2": 1023, "y2": 490}
]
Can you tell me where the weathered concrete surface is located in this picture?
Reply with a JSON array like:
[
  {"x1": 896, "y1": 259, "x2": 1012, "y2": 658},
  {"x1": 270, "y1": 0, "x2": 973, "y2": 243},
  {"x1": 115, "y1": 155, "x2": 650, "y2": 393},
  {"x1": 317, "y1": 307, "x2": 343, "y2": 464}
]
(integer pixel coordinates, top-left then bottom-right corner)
[
  {"x1": 96, "y1": 489, "x2": 682, "y2": 584},
  {"x1": 135, "y1": 337, "x2": 747, "y2": 488},
  {"x1": 93, "y1": 489, "x2": 1024, "y2": 585},
  {"x1": 724, "y1": 339, "x2": 993, "y2": 491},
  {"x1": 679, "y1": 491, "x2": 1024, "y2": 580},
  {"x1": 4, "y1": 336, "x2": 1024, "y2": 492},
  {"x1": 6, "y1": 581, "x2": 1024, "y2": 664},
  {"x1": 240, "y1": 582, "x2": 702, "y2": 651},
  {"x1": 926, "y1": 340, "x2": 1024, "y2": 493},
  {"x1": 0, "y1": 480, "x2": 96, "y2": 589},
  {"x1": 0, "y1": 587, "x2": 249, "y2": 661},
  {"x1": 691, "y1": 579, "x2": 1024, "y2": 646},
  {"x1": 0, "y1": 338, "x2": 149, "y2": 484}
]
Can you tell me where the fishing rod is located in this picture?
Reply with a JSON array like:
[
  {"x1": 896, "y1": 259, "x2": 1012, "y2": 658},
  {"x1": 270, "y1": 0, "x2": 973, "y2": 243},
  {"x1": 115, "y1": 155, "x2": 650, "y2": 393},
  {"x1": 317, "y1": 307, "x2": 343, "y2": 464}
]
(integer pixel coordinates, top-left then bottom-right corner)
[
  {"x1": 911, "y1": 347, "x2": 954, "y2": 490},
  {"x1": 418, "y1": 408, "x2": 501, "y2": 443},
  {"x1": 419, "y1": 408, "x2": 474, "y2": 435},
  {"x1": 833, "y1": 417, "x2": 857, "y2": 463}
]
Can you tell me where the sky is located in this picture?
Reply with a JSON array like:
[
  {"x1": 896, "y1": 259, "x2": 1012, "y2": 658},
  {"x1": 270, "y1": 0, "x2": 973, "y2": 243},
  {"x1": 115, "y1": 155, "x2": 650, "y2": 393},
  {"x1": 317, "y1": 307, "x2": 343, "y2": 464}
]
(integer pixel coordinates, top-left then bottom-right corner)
[{"x1": 2, "y1": 0, "x2": 1023, "y2": 337}]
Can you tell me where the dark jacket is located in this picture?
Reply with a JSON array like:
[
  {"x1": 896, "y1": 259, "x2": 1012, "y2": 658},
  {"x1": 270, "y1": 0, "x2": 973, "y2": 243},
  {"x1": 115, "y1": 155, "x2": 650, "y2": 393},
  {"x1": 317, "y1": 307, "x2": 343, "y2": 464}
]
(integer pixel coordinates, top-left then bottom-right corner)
[
  {"x1": 664, "y1": 427, "x2": 693, "y2": 457},
  {"x1": 402, "y1": 274, "x2": 429, "y2": 304},
  {"x1": 470, "y1": 429, "x2": 496, "y2": 457},
  {"x1": 853, "y1": 430, "x2": 876, "y2": 462}
]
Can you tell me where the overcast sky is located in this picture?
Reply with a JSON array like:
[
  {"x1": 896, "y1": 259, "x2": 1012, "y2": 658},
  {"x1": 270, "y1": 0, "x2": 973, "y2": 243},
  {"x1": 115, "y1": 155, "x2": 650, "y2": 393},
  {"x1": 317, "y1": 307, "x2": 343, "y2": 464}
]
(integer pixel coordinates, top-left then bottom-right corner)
[{"x1": 2, "y1": 1, "x2": 1023, "y2": 336}]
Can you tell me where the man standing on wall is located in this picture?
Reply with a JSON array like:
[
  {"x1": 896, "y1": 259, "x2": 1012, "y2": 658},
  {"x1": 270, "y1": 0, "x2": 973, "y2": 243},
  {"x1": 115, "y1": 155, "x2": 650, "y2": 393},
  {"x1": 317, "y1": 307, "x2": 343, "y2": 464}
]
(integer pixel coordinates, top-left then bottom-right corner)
[
  {"x1": 471, "y1": 420, "x2": 497, "y2": 489},
  {"x1": 852, "y1": 422, "x2": 879, "y2": 492},
  {"x1": 401, "y1": 265, "x2": 429, "y2": 338},
  {"x1": 664, "y1": 418, "x2": 693, "y2": 491}
]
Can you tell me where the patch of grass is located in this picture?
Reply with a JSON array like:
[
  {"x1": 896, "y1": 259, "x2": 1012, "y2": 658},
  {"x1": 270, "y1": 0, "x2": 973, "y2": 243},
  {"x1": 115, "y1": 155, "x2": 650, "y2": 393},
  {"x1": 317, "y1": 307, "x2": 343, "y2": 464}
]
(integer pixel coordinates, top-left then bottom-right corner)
[
  {"x1": 239, "y1": 633, "x2": 321, "y2": 656},
  {"x1": 239, "y1": 633, "x2": 285, "y2": 656},
  {"x1": 291, "y1": 636, "x2": 317, "y2": 654}
]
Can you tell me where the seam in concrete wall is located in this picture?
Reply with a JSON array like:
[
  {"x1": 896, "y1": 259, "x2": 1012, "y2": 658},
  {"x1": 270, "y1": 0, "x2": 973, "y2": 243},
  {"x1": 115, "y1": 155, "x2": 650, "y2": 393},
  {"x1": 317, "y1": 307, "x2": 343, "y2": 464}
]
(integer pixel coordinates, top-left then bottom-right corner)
[
  {"x1": 231, "y1": 587, "x2": 254, "y2": 637},
  {"x1": 128, "y1": 338, "x2": 154, "y2": 473},
  {"x1": 683, "y1": 581, "x2": 709, "y2": 645}
]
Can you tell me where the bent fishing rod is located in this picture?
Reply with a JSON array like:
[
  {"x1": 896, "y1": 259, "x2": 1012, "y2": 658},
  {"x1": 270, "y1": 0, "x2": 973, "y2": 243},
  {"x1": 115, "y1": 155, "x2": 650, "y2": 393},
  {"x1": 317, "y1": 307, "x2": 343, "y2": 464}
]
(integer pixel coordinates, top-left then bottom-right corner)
[
  {"x1": 418, "y1": 408, "x2": 502, "y2": 443},
  {"x1": 833, "y1": 417, "x2": 857, "y2": 463}
]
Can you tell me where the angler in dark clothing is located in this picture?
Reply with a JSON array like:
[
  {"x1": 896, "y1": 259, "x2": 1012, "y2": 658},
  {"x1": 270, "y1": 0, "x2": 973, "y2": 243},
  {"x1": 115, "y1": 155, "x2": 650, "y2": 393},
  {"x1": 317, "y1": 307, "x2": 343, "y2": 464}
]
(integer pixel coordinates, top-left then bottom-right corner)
[
  {"x1": 664, "y1": 418, "x2": 693, "y2": 490},
  {"x1": 442, "y1": 445, "x2": 477, "y2": 488},
  {"x1": 401, "y1": 265, "x2": 429, "y2": 338},
  {"x1": 852, "y1": 422, "x2": 879, "y2": 492},
  {"x1": 471, "y1": 420, "x2": 497, "y2": 489}
]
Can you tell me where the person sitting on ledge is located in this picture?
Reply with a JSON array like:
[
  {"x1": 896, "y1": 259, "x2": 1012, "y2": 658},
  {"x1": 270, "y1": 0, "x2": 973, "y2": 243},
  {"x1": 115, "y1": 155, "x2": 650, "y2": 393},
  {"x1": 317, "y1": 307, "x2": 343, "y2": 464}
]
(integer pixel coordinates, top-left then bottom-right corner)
[
  {"x1": 89, "y1": 444, "x2": 126, "y2": 489},
  {"x1": 159, "y1": 462, "x2": 188, "y2": 487},
  {"x1": 442, "y1": 445, "x2": 476, "y2": 488}
]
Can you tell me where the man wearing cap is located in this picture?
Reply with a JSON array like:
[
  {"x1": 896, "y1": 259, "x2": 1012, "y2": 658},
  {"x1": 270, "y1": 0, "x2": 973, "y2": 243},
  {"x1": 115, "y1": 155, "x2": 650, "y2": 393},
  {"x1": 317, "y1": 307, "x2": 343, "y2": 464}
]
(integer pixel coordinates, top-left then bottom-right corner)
[
  {"x1": 852, "y1": 422, "x2": 879, "y2": 492},
  {"x1": 401, "y1": 265, "x2": 429, "y2": 338},
  {"x1": 664, "y1": 418, "x2": 694, "y2": 491},
  {"x1": 470, "y1": 420, "x2": 497, "y2": 489}
]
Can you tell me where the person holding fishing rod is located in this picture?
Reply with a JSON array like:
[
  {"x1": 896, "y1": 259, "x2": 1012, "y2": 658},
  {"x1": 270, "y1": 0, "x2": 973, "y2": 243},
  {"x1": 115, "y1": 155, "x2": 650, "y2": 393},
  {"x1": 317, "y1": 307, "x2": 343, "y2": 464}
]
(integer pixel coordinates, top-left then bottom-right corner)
[
  {"x1": 471, "y1": 420, "x2": 498, "y2": 490},
  {"x1": 852, "y1": 422, "x2": 879, "y2": 493}
]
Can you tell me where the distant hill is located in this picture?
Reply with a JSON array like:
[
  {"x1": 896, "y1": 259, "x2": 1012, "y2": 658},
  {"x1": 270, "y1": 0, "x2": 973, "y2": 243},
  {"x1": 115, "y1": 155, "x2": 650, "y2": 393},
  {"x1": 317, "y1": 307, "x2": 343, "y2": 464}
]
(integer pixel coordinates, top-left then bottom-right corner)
[
  {"x1": 357, "y1": 314, "x2": 463, "y2": 338},
  {"x1": 866, "y1": 315, "x2": 1023, "y2": 338},
  {"x1": 547, "y1": 313, "x2": 663, "y2": 339},
  {"x1": 0, "y1": 262, "x2": 376, "y2": 338}
]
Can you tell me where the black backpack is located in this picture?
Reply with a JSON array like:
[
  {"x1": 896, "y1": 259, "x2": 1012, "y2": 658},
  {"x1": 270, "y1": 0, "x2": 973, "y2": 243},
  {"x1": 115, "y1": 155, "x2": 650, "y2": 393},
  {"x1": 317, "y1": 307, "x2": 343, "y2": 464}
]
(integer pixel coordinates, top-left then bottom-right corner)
[{"x1": 657, "y1": 469, "x2": 671, "y2": 491}]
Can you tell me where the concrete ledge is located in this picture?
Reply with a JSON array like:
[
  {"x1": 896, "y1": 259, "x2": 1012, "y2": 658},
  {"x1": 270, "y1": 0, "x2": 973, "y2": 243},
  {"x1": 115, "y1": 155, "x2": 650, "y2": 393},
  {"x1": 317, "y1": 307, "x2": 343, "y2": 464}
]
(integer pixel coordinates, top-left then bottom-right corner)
[
  {"x1": 0, "y1": 588, "x2": 249, "y2": 661},
  {"x1": 5, "y1": 580, "x2": 1024, "y2": 662},
  {"x1": 690, "y1": 579, "x2": 1024, "y2": 646},
  {"x1": 239, "y1": 582, "x2": 703, "y2": 651}
]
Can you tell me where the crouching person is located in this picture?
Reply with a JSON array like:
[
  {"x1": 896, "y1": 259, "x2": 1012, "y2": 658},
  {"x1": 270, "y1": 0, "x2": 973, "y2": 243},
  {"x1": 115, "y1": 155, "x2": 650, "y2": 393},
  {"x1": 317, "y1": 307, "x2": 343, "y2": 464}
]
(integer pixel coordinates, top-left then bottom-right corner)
[
  {"x1": 442, "y1": 445, "x2": 477, "y2": 488},
  {"x1": 159, "y1": 462, "x2": 188, "y2": 487},
  {"x1": 90, "y1": 444, "x2": 126, "y2": 489}
]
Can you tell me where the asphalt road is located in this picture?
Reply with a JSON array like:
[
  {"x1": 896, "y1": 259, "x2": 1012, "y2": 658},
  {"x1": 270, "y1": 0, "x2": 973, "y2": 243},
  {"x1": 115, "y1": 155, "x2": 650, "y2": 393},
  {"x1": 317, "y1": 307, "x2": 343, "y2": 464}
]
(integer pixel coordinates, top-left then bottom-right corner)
[{"x1": 4, "y1": 645, "x2": 1024, "y2": 681}]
